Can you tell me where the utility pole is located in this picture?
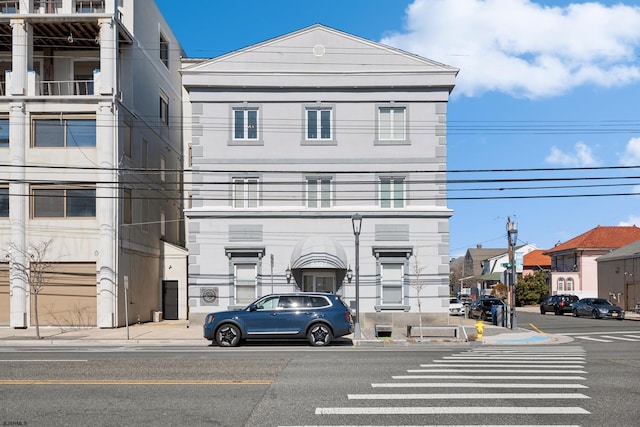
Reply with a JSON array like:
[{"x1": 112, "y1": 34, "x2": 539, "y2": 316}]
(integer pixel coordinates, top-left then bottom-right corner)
[{"x1": 507, "y1": 217, "x2": 518, "y2": 329}]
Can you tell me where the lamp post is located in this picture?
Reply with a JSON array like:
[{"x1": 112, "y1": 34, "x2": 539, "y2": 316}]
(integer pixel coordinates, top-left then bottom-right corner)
[
  {"x1": 507, "y1": 217, "x2": 518, "y2": 329},
  {"x1": 351, "y1": 214, "x2": 362, "y2": 340}
]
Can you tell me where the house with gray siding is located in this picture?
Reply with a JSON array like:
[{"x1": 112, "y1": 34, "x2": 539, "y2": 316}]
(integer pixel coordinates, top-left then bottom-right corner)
[{"x1": 182, "y1": 25, "x2": 458, "y2": 332}]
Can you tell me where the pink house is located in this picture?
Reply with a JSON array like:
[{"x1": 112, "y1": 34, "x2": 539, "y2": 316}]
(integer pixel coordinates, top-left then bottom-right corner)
[{"x1": 544, "y1": 226, "x2": 640, "y2": 298}]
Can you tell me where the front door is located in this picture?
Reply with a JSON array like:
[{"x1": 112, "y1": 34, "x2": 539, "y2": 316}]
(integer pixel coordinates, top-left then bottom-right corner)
[{"x1": 302, "y1": 272, "x2": 335, "y2": 293}]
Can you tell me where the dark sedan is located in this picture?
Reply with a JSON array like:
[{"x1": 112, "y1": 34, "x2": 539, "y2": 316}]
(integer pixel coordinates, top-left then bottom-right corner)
[
  {"x1": 572, "y1": 298, "x2": 624, "y2": 320},
  {"x1": 468, "y1": 297, "x2": 507, "y2": 321},
  {"x1": 203, "y1": 293, "x2": 354, "y2": 347}
]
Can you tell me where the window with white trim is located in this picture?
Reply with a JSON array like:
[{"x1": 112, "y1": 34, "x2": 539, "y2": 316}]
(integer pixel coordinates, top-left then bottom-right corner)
[
  {"x1": 307, "y1": 177, "x2": 331, "y2": 208},
  {"x1": 381, "y1": 263, "x2": 404, "y2": 305},
  {"x1": 160, "y1": 33, "x2": 169, "y2": 68},
  {"x1": 33, "y1": 116, "x2": 96, "y2": 147},
  {"x1": 159, "y1": 93, "x2": 169, "y2": 126},
  {"x1": 235, "y1": 263, "x2": 257, "y2": 305},
  {"x1": 0, "y1": 118, "x2": 8, "y2": 147},
  {"x1": 233, "y1": 178, "x2": 259, "y2": 208},
  {"x1": 380, "y1": 177, "x2": 404, "y2": 208},
  {"x1": 32, "y1": 187, "x2": 96, "y2": 218},
  {"x1": 566, "y1": 278, "x2": 573, "y2": 292},
  {"x1": 557, "y1": 278, "x2": 565, "y2": 292},
  {"x1": 233, "y1": 109, "x2": 258, "y2": 140},
  {"x1": 378, "y1": 107, "x2": 406, "y2": 141},
  {"x1": 0, "y1": 187, "x2": 8, "y2": 217},
  {"x1": 306, "y1": 109, "x2": 332, "y2": 140}
]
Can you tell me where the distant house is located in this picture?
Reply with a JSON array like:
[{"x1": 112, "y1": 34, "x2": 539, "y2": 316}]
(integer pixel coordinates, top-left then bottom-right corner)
[
  {"x1": 461, "y1": 244, "x2": 538, "y2": 297},
  {"x1": 544, "y1": 226, "x2": 640, "y2": 298},
  {"x1": 522, "y1": 249, "x2": 551, "y2": 277},
  {"x1": 596, "y1": 239, "x2": 640, "y2": 311}
]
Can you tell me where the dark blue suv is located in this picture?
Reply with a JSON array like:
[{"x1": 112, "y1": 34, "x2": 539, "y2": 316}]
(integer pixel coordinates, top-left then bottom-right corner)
[{"x1": 203, "y1": 293, "x2": 354, "y2": 347}]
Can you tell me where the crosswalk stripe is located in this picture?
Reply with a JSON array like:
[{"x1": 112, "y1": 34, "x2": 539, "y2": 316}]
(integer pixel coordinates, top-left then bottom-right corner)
[
  {"x1": 562, "y1": 330, "x2": 640, "y2": 336},
  {"x1": 348, "y1": 392, "x2": 590, "y2": 400},
  {"x1": 442, "y1": 356, "x2": 585, "y2": 360},
  {"x1": 393, "y1": 375, "x2": 586, "y2": 380},
  {"x1": 419, "y1": 364, "x2": 585, "y2": 368},
  {"x1": 315, "y1": 406, "x2": 590, "y2": 415},
  {"x1": 601, "y1": 335, "x2": 639, "y2": 341},
  {"x1": 371, "y1": 382, "x2": 588, "y2": 389},
  {"x1": 624, "y1": 335, "x2": 640, "y2": 339},
  {"x1": 575, "y1": 336, "x2": 613, "y2": 342},
  {"x1": 436, "y1": 360, "x2": 584, "y2": 364},
  {"x1": 408, "y1": 368, "x2": 588, "y2": 373}
]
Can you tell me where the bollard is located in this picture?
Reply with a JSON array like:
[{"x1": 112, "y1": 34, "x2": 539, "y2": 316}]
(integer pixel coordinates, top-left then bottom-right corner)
[{"x1": 475, "y1": 320, "x2": 484, "y2": 340}]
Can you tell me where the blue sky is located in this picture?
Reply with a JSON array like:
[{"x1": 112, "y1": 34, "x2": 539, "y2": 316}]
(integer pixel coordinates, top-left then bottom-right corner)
[{"x1": 156, "y1": 0, "x2": 640, "y2": 257}]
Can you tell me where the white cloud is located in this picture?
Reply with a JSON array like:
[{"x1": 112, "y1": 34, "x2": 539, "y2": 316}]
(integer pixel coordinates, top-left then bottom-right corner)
[
  {"x1": 545, "y1": 142, "x2": 598, "y2": 166},
  {"x1": 381, "y1": 0, "x2": 640, "y2": 98},
  {"x1": 620, "y1": 137, "x2": 640, "y2": 166},
  {"x1": 619, "y1": 214, "x2": 640, "y2": 226}
]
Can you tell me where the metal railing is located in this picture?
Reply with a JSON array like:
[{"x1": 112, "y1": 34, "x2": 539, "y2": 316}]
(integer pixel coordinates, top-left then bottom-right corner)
[
  {"x1": 76, "y1": 0, "x2": 105, "y2": 13},
  {"x1": 0, "y1": 0, "x2": 19, "y2": 13},
  {"x1": 40, "y1": 80, "x2": 94, "y2": 96},
  {"x1": 34, "y1": 0, "x2": 62, "y2": 13}
]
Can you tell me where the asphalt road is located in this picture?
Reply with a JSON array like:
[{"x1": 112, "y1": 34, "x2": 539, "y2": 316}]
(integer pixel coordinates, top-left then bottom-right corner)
[{"x1": 1, "y1": 313, "x2": 639, "y2": 426}]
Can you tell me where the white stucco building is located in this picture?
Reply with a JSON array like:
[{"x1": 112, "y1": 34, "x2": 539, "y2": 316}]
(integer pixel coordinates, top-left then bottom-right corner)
[
  {"x1": 182, "y1": 25, "x2": 458, "y2": 330},
  {"x1": 0, "y1": 0, "x2": 187, "y2": 328}
]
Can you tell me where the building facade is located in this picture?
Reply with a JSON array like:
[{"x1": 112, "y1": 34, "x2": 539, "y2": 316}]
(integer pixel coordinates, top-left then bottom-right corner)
[
  {"x1": 182, "y1": 25, "x2": 458, "y2": 329},
  {"x1": 0, "y1": 0, "x2": 187, "y2": 328}
]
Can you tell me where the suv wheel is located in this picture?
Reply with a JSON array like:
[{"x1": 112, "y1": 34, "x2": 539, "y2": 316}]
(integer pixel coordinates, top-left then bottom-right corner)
[
  {"x1": 216, "y1": 324, "x2": 241, "y2": 347},
  {"x1": 308, "y1": 324, "x2": 333, "y2": 346},
  {"x1": 540, "y1": 306, "x2": 546, "y2": 315},
  {"x1": 573, "y1": 309, "x2": 579, "y2": 317},
  {"x1": 591, "y1": 310, "x2": 600, "y2": 319},
  {"x1": 554, "y1": 307, "x2": 562, "y2": 315}
]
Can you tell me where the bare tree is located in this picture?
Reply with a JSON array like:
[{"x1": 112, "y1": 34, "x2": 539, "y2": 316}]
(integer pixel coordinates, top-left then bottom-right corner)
[
  {"x1": 410, "y1": 252, "x2": 426, "y2": 342},
  {"x1": 7, "y1": 239, "x2": 55, "y2": 340}
]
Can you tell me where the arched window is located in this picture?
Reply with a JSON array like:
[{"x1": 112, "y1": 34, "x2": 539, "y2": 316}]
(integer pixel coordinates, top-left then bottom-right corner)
[
  {"x1": 566, "y1": 278, "x2": 574, "y2": 292},
  {"x1": 557, "y1": 278, "x2": 565, "y2": 292}
]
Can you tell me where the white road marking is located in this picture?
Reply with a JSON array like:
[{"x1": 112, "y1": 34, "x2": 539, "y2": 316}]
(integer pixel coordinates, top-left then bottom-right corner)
[
  {"x1": 408, "y1": 368, "x2": 588, "y2": 373},
  {"x1": 315, "y1": 406, "x2": 590, "y2": 415},
  {"x1": 371, "y1": 382, "x2": 588, "y2": 389},
  {"x1": 348, "y1": 392, "x2": 590, "y2": 400},
  {"x1": 574, "y1": 336, "x2": 613, "y2": 342},
  {"x1": 601, "y1": 335, "x2": 639, "y2": 341},
  {"x1": 393, "y1": 375, "x2": 586, "y2": 380},
  {"x1": 419, "y1": 364, "x2": 585, "y2": 369}
]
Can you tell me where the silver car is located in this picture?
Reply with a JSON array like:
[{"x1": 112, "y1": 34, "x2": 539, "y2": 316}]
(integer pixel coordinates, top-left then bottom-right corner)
[{"x1": 572, "y1": 298, "x2": 624, "y2": 320}]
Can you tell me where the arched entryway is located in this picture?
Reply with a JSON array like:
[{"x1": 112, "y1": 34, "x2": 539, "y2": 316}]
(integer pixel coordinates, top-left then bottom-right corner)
[{"x1": 289, "y1": 236, "x2": 349, "y2": 293}]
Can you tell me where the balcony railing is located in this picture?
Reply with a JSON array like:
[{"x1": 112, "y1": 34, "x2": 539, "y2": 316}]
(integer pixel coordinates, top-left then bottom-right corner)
[
  {"x1": 1, "y1": 0, "x2": 106, "y2": 14},
  {"x1": 41, "y1": 80, "x2": 94, "y2": 95},
  {"x1": 0, "y1": 1, "x2": 19, "y2": 13},
  {"x1": 4, "y1": 70, "x2": 101, "y2": 96}
]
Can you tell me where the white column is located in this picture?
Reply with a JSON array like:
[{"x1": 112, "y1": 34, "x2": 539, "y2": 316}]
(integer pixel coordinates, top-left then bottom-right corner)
[
  {"x1": 10, "y1": 19, "x2": 29, "y2": 96},
  {"x1": 9, "y1": 102, "x2": 27, "y2": 328},
  {"x1": 96, "y1": 102, "x2": 117, "y2": 328},
  {"x1": 98, "y1": 18, "x2": 115, "y2": 96}
]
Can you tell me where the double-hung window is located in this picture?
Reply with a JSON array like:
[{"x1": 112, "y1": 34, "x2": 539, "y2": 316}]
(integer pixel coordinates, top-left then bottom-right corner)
[
  {"x1": 306, "y1": 109, "x2": 332, "y2": 140},
  {"x1": 160, "y1": 93, "x2": 169, "y2": 126},
  {"x1": 160, "y1": 33, "x2": 169, "y2": 68},
  {"x1": 0, "y1": 187, "x2": 8, "y2": 217},
  {"x1": 233, "y1": 178, "x2": 259, "y2": 208},
  {"x1": 381, "y1": 263, "x2": 404, "y2": 305},
  {"x1": 307, "y1": 177, "x2": 331, "y2": 208},
  {"x1": 380, "y1": 177, "x2": 404, "y2": 208},
  {"x1": 32, "y1": 187, "x2": 96, "y2": 218},
  {"x1": 235, "y1": 263, "x2": 256, "y2": 305},
  {"x1": 33, "y1": 116, "x2": 96, "y2": 147},
  {"x1": 378, "y1": 106, "x2": 406, "y2": 141},
  {"x1": 0, "y1": 118, "x2": 9, "y2": 147},
  {"x1": 233, "y1": 109, "x2": 258, "y2": 140}
]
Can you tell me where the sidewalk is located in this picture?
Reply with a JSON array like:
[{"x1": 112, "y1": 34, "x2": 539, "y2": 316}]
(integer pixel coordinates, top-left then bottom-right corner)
[{"x1": 1, "y1": 307, "x2": 637, "y2": 347}]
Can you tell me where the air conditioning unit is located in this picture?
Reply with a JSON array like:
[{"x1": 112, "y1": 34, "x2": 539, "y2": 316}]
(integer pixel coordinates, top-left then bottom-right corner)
[{"x1": 200, "y1": 287, "x2": 218, "y2": 306}]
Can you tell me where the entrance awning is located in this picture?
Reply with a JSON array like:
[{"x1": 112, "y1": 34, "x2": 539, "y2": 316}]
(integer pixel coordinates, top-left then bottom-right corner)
[{"x1": 290, "y1": 237, "x2": 348, "y2": 270}]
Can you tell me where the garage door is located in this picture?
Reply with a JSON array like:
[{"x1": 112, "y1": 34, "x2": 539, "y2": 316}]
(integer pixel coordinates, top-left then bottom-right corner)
[
  {"x1": 0, "y1": 264, "x2": 8, "y2": 325},
  {"x1": 30, "y1": 263, "x2": 96, "y2": 327}
]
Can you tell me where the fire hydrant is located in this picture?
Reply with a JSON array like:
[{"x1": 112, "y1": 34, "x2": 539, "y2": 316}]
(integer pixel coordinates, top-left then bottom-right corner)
[{"x1": 475, "y1": 320, "x2": 484, "y2": 340}]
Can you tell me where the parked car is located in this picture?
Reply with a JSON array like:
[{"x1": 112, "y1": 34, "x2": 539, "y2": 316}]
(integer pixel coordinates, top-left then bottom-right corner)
[
  {"x1": 468, "y1": 297, "x2": 507, "y2": 321},
  {"x1": 449, "y1": 297, "x2": 466, "y2": 316},
  {"x1": 572, "y1": 298, "x2": 624, "y2": 320},
  {"x1": 459, "y1": 296, "x2": 473, "y2": 306},
  {"x1": 540, "y1": 294, "x2": 579, "y2": 315},
  {"x1": 203, "y1": 293, "x2": 354, "y2": 347}
]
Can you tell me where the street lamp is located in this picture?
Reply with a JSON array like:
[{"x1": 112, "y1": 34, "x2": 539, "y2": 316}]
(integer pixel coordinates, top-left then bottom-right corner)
[
  {"x1": 351, "y1": 214, "x2": 362, "y2": 340},
  {"x1": 507, "y1": 217, "x2": 518, "y2": 329}
]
